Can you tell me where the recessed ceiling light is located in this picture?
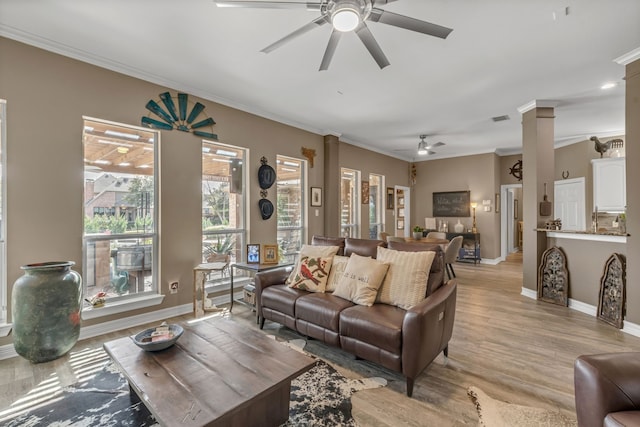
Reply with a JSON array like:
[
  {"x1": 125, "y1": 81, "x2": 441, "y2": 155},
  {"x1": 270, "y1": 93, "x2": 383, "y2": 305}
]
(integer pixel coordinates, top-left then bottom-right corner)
[{"x1": 601, "y1": 82, "x2": 617, "y2": 90}]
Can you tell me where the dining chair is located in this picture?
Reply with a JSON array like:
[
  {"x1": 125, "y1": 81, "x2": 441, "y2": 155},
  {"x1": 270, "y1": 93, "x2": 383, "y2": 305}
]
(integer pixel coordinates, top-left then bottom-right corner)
[{"x1": 444, "y1": 235, "x2": 464, "y2": 279}]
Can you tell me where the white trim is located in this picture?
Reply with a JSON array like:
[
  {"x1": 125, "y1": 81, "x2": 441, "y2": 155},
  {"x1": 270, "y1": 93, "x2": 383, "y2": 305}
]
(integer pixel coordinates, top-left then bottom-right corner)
[
  {"x1": 546, "y1": 231, "x2": 626, "y2": 243},
  {"x1": 0, "y1": 323, "x2": 11, "y2": 337},
  {"x1": 521, "y1": 288, "x2": 640, "y2": 338},
  {"x1": 479, "y1": 257, "x2": 501, "y2": 265},
  {"x1": 81, "y1": 294, "x2": 165, "y2": 320},
  {"x1": 517, "y1": 100, "x2": 558, "y2": 114},
  {"x1": 614, "y1": 47, "x2": 640, "y2": 66},
  {"x1": 78, "y1": 302, "x2": 192, "y2": 340},
  {"x1": 0, "y1": 343, "x2": 17, "y2": 360},
  {"x1": 500, "y1": 183, "x2": 523, "y2": 260}
]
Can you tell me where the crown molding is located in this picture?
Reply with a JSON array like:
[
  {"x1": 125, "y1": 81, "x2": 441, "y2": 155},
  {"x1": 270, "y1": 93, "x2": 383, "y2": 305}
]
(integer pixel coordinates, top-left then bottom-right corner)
[
  {"x1": 517, "y1": 100, "x2": 559, "y2": 115},
  {"x1": 614, "y1": 47, "x2": 640, "y2": 66}
]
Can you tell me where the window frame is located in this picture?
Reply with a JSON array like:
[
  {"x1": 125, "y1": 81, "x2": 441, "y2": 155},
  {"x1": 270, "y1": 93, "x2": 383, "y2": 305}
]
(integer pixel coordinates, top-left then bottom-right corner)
[
  {"x1": 368, "y1": 173, "x2": 385, "y2": 239},
  {"x1": 0, "y1": 99, "x2": 8, "y2": 335},
  {"x1": 340, "y1": 167, "x2": 361, "y2": 238},
  {"x1": 276, "y1": 155, "x2": 307, "y2": 264}
]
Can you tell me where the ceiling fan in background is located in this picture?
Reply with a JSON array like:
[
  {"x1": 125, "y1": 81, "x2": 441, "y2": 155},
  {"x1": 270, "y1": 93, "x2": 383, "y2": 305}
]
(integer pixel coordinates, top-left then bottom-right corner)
[
  {"x1": 214, "y1": 0, "x2": 453, "y2": 70},
  {"x1": 417, "y1": 134, "x2": 444, "y2": 155}
]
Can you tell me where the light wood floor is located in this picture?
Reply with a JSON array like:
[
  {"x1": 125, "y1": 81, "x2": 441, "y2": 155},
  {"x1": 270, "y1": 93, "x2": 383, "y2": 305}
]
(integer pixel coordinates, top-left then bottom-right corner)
[{"x1": 2, "y1": 253, "x2": 640, "y2": 425}]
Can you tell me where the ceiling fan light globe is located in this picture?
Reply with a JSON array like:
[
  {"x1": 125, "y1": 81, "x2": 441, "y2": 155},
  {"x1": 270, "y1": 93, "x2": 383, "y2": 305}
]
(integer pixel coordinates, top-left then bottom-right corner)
[
  {"x1": 417, "y1": 148, "x2": 428, "y2": 155},
  {"x1": 332, "y1": 8, "x2": 360, "y2": 32}
]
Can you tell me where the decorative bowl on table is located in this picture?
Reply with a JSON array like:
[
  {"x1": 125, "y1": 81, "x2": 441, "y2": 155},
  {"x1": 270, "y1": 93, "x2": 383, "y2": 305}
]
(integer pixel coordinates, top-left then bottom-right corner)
[{"x1": 132, "y1": 323, "x2": 184, "y2": 352}]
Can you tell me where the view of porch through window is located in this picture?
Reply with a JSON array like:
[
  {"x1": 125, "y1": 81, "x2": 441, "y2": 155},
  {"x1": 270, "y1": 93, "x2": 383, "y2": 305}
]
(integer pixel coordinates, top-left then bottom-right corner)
[
  {"x1": 340, "y1": 168, "x2": 360, "y2": 238},
  {"x1": 82, "y1": 118, "x2": 158, "y2": 303},
  {"x1": 202, "y1": 141, "x2": 247, "y2": 284},
  {"x1": 277, "y1": 155, "x2": 306, "y2": 263},
  {"x1": 369, "y1": 173, "x2": 385, "y2": 239}
]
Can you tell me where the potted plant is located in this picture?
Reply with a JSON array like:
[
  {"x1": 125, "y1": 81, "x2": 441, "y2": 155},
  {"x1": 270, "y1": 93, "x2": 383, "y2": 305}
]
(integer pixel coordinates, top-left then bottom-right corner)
[
  {"x1": 204, "y1": 235, "x2": 234, "y2": 264},
  {"x1": 412, "y1": 225, "x2": 424, "y2": 240}
]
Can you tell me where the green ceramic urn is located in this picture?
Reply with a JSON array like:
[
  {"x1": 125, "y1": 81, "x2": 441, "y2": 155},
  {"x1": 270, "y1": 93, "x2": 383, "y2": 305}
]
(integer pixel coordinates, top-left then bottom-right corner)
[{"x1": 12, "y1": 261, "x2": 83, "y2": 363}]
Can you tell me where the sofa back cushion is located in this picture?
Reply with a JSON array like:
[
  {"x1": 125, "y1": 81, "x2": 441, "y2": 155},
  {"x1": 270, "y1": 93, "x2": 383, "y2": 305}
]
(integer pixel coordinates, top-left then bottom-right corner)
[
  {"x1": 311, "y1": 235, "x2": 346, "y2": 256},
  {"x1": 386, "y1": 241, "x2": 445, "y2": 295},
  {"x1": 375, "y1": 247, "x2": 436, "y2": 309},
  {"x1": 344, "y1": 238, "x2": 386, "y2": 258},
  {"x1": 332, "y1": 254, "x2": 389, "y2": 306}
]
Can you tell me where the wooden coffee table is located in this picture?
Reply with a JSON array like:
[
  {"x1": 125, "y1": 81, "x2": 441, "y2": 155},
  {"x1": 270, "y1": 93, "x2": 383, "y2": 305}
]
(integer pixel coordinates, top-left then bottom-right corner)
[{"x1": 103, "y1": 318, "x2": 315, "y2": 427}]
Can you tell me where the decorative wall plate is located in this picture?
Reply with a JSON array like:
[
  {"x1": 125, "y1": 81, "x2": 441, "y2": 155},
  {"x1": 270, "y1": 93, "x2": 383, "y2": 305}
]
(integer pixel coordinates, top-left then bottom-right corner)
[
  {"x1": 259, "y1": 199, "x2": 274, "y2": 220},
  {"x1": 141, "y1": 91, "x2": 218, "y2": 140},
  {"x1": 258, "y1": 157, "x2": 276, "y2": 190}
]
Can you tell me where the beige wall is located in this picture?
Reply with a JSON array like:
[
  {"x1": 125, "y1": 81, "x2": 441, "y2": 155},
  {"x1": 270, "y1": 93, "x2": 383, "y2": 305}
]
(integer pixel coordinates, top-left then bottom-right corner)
[
  {"x1": 412, "y1": 153, "x2": 501, "y2": 260},
  {"x1": 0, "y1": 37, "x2": 324, "y2": 346}
]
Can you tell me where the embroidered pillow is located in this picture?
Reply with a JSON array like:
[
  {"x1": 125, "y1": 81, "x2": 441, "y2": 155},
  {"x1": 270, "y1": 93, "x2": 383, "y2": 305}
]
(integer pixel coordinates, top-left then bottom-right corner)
[
  {"x1": 375, "y1": 247, "x2": 436, "y2": 309},
  {"x1": 288, "y1": 256, "x2": 333, "y2": 292},
  {"x1": 326, "y1": 255, "x2": 350, "y2": 292},
  {"x1": 333, "y1": 254, "x2": 389, "y2": 306},
  {"x1": 286, "y1": 244, "x2": 340, "y2": 285}
]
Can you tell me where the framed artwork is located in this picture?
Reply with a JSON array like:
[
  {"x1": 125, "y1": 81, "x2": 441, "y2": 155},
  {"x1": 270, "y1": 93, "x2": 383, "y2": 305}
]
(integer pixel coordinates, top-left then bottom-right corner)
[
  {"x1": 361, "y1": 181, "x2": 370, "y2": 204},
  {"x1": 398, "y1": 197, "x2": 404, "y2": 206},
  {"x1": 247, "y1": 244, "x2": 260, "y2": 264},
  {"x1": 397, "y1": 219, "x2": 404, "y2": 230},
  {"x1": 386, "y1": 187, "x2": 394, "y2": 210},
  {"x1": 311, "y1": 187, "x2": 322, "y2": 207},
  {"x1": 262, "y1": 244, "x2": 278, "y2": 264},
  {"x1": 398, "y1": 208, "x2": 405, "y2": 217}
]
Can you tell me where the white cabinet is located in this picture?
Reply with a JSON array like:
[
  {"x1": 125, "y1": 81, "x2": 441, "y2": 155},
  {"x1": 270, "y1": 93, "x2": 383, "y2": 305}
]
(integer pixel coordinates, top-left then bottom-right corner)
[{"x1": 592, "y1": 158, "x2": 626, "y2": 212}]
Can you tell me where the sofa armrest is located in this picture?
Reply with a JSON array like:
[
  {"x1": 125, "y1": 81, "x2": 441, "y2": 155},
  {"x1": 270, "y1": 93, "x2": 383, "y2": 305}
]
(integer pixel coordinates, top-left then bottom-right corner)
[
  {"x1": 254, "y1": 266, "x2": 293, "y2": 318},
  {"x1": 574, "y1": 353, "x2": 640, "y2": 427},
  {"x1": 401, "y1": 279, "x2": 457, "y2": 379}
]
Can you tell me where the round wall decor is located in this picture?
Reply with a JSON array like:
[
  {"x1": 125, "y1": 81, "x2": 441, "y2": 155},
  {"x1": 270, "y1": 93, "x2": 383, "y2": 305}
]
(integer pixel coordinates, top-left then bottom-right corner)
[{"x1": 259, "y1": 198, "x2": 274, "y2": 220}]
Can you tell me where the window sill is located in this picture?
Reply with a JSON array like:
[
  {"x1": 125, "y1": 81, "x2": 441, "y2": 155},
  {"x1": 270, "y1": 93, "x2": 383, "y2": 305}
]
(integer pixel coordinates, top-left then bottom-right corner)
[
  {"x1": 81, "y1": 294, "x2": 165, "y2": 320},
  {"x1": 0, "y1": 323, "x2": 12, "y2": 337}
]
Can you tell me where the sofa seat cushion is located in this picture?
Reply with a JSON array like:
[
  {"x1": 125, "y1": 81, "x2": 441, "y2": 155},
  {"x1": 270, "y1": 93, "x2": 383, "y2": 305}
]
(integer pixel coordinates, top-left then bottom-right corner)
[
  {"x1": 339, "y1": 304, "x2": 406, "y2": 354},
  {"x1": 605, "y1": 411, "x2": 640, "y2": 427},
  {"x1": 261, "y1": 285, "x2": 308, "y2": 317},
  {"x1": 295, "y1": 293, "x2": 354, "y2": 332}
]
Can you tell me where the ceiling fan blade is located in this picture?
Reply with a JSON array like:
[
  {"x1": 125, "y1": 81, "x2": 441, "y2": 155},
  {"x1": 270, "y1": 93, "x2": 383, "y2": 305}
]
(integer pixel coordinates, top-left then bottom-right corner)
[
  {"x1": 261, "y1": 15, "x2": 329, "y2": 53},
  {"x1": 354, "y1": 23, "x2": 390, "y2": 69},
  {"x1": 369, "y1": 8, "x2": 453, "y2": 39},
  {"x1": 214, "y1": 1, "x2": 322, "y2": 10},
  {"x1": 319, "y1": 30, "x2": 342, "y2": 71},
  {"x1": 427, "y1": 141, "x2": 445, "y2": 149}
]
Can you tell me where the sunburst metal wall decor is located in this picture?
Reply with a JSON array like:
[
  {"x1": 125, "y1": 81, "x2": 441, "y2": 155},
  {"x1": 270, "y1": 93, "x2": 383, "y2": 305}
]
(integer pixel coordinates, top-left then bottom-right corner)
[{"x1": 141, "y1": 92, "x2": 218, "y2": 140}]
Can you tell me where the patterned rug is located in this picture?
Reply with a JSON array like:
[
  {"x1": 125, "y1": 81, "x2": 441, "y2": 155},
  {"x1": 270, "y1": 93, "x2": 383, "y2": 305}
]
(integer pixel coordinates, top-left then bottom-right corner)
[
  {"x1": 0, "y1": 347, "x2": 385, "y2": 427},
  {"x1": 467, "y1": 386, "x2": 577, "y2": 427}
]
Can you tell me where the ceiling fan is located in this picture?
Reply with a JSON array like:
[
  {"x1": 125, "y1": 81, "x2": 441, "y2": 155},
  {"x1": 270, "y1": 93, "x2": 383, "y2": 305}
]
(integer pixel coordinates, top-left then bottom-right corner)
[
  {"x1": 417, "y1": 134, "x2": 444, "y2": 155},
  {"x1": 214, "y1": 0, "x2": 453, "y2": 70}
]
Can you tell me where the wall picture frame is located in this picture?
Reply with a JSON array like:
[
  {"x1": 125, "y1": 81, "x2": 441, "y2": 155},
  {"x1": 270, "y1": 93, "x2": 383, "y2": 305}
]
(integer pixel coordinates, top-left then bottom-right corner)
[
  {"x1": 361, "y1": 180, "x2": 370, "y2": 204},
  {"x1": 247, "y1": 244, "x2": 260, "y2": 264},
  {"x1": 262, "y1": 244, "x2": 278, "y2": 264},
  {"x1": 311, "y1": 187, "x2": 322, "y2": 207},
  {"x1": 397, "y1": 219, "x2": 404, "y2": 230},
  {"x1": 386, "y1": 187, "x2": 394, "y2": 210}
]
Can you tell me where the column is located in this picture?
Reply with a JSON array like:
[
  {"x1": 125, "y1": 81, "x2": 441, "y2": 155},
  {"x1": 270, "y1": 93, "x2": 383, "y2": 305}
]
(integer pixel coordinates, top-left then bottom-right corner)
[
  {"x1": 518, "y1": 101, "x2": 556, "y2": 292},
  {"x1": 324, "y1": 135, "x2": 341, "y2": 237}
]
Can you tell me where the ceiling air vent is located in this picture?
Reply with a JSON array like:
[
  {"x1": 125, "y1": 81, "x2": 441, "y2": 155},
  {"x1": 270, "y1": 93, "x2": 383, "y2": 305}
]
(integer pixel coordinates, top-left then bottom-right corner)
[{"x1": 492, "y1": 115, "x2": 510, "y2": 122}]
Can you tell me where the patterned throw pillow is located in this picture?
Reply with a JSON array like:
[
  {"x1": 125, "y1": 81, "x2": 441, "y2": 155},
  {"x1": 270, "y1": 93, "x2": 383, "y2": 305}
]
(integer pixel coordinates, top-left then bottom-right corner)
[
  {"x1": 288, "y1": 256, "x2": 334, "y2": 292},
  {"x1": 375, "y1": 247, "x2": 436, "y2": 309},
  {"x1": 325, "y1": 255, "x2": 350, "y2": 292},
  {"x1": 333, "y1": 254, "x2": 389, "y2": 306},
  {"x1": 286, "y1": 244, "x2": 340, "y2": 285}
]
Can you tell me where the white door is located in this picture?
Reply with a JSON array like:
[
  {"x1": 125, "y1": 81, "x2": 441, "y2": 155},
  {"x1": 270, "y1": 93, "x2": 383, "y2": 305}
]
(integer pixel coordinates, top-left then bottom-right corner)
[{"x1": 554, "y1": 178, "x2": 586, "y2": 231}]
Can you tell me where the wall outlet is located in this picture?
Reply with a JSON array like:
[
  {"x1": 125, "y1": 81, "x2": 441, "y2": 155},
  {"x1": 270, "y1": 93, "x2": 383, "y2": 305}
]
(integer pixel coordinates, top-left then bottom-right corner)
[{"x1": 169, "y1": 281, "x2": 179, "y2": 294}]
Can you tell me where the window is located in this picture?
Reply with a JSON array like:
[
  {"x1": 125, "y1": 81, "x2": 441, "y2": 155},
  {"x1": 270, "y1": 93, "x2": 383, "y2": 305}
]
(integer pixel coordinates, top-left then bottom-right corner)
[
  {"x1": 0, "y1": 100, "x2": 6, "y2": 331},
  {"x1": 369, "y1": 173, "x2": 385, "y2": 239},
  {"x1": 340, "y1": 168, "x2": 360, "y2": 238},
  {"x1": 202, "y1": 141, "x2": 247, "y2": 277},
  {"x1": 277, "y1": 155, "x2": 306, "y2": 263},
  {"x1": 83, "y1": 118, "x2": 158, "y2": 304}
]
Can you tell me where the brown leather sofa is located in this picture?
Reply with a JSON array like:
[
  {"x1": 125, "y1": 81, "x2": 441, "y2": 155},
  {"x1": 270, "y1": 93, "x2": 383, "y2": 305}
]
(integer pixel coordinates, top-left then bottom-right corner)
[
  {"x1": 574, "y1": 353, "x2": 640, "y2": 426},
  {"x1": 255, "y1": 236, "x2": 458, "y2": 397}
]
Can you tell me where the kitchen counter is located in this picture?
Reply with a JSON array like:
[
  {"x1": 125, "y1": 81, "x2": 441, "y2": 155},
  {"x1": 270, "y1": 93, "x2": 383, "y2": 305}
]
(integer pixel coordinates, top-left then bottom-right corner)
[{"x1": 535, "y1": 228, "x2": 627, "y2": 243}]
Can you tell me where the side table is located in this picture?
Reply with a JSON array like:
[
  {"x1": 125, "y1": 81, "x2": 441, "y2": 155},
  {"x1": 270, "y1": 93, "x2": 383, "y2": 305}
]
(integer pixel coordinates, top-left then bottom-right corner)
[
  {"x1": 193, "y1": 262, "x2": 228, "y2": 318},
  {"x1": 230, "y1": 262, "x2": 293, "y2": 322}
]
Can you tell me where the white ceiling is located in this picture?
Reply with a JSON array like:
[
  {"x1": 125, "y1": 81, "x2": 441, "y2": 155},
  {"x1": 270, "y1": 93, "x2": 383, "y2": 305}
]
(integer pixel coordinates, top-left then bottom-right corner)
[{"x1": 1, "y1": 0, "x2": 638, "y2": 161}]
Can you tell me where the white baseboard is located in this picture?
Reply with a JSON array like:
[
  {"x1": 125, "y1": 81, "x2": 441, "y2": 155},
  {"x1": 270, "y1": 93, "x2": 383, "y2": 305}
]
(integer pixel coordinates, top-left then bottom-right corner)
[
  {"x1": 480, "y1": 257, "x2": 501, "y2": 265},
  {"x1": 521, "y1": 286, "x2": 640, "y2": 338}
]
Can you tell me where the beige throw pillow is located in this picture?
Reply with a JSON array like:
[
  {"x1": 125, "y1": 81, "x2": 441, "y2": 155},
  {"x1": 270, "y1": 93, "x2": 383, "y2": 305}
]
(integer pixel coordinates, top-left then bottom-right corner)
[
  {"x1": 376, "y1": 247, "x2": 436, "y2": 309},
  {"x1": 326, "y1": 255, "x2": 350, "y2": 292},
  {"x1": 286, "y1": 244, "x2": 340, "y2": 284},
  {"x1": 333, "y1": 254, "x2": 389, "y2": 306},
  {"x1": 288, "y1": 256, "x2": 333, "y2": 292}
]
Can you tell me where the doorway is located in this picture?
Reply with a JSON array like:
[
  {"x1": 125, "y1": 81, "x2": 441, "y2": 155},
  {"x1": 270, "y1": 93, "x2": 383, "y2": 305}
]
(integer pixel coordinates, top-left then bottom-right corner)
[
  {"x1": 395, "y1": 186, "x2": 410, "y2": 237},
  {"x1": 500, "y1": 183, "x2": 523, "y2": 260}
]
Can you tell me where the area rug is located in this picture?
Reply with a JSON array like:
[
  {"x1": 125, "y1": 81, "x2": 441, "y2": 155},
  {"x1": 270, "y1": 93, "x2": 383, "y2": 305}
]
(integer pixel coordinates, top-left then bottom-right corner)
[
  {"x1": 1, "y1": 354, "x2": 385, "y2": 427},
  {"x1": 467, "y1": 386, "x2": 577, "y2": 427}
]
